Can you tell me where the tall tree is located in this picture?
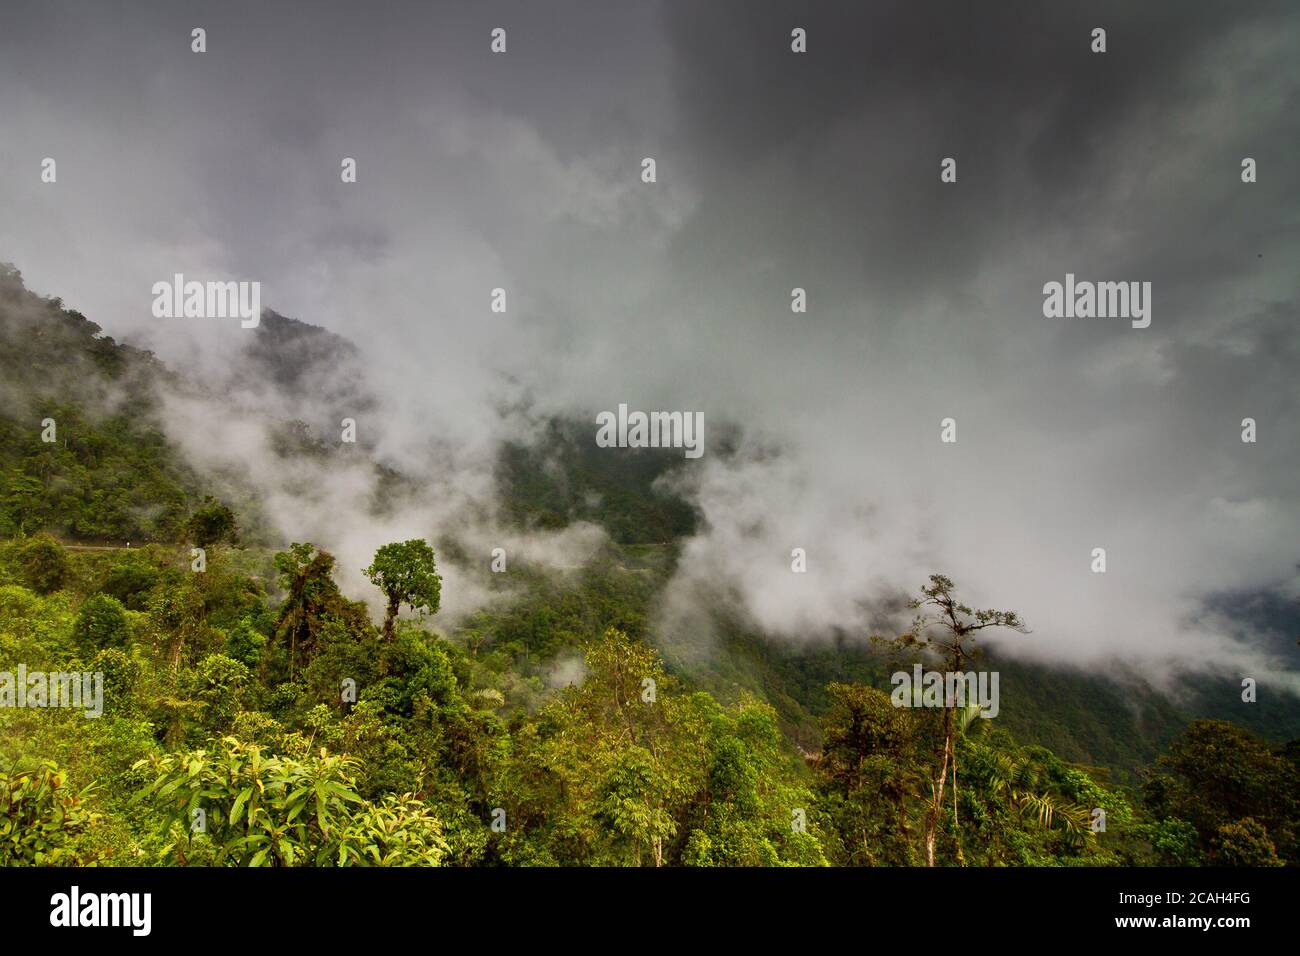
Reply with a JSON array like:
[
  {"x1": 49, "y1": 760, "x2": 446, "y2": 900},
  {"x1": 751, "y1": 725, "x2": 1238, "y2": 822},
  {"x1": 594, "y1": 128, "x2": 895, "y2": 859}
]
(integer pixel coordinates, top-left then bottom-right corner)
[
  {"x1": 363, "y1": 539, "x2": 442, "y2": 641},
  {"x1": 879, "y1": 574, "x2": 1027, "y2": 866},
  {"x1": 274, "y1": 543, "x2": 357, "y2": 674}
]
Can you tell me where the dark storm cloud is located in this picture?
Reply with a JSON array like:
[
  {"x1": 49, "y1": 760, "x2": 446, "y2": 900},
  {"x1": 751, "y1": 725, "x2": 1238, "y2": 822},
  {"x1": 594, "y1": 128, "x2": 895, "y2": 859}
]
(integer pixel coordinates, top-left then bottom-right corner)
[{"x1": 659, "y1": 0, "x2": 1297, "y2": 308}]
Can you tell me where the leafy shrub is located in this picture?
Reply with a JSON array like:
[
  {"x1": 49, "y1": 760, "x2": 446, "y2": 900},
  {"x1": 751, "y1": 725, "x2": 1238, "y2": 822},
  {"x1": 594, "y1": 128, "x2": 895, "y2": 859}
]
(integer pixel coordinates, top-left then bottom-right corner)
[
  {"x1": 73, "y1": 593, "x2": 130, "y2": 651},
  {"x1": 334, "y1": 793, "x2": 449, "y2": 866},
  {"x1": 20, "y1": 534, "x2": 69, "y2": 595},
  {"x1": 224, "y1": 618, "x2": 267, "y2": 669},
  {"x1": 186, "y1": 655, "x2": 251, "y2": 735},
  {"x1": 133, "y1": 736, "x2": 448, "y2": 867},
  {"x1": 0, "y1": 760, "x2": 100, "y2": 865},
  {"x1": 101, "y1": 563, "x2": 160, "y2": 611}
]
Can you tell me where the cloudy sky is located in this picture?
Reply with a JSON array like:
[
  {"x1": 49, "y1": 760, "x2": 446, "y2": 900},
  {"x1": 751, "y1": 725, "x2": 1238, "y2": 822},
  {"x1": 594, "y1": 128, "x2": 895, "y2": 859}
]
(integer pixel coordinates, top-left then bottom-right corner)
[{"x1": 1, "y1": 1, "x2": 1297, "y2": 685}]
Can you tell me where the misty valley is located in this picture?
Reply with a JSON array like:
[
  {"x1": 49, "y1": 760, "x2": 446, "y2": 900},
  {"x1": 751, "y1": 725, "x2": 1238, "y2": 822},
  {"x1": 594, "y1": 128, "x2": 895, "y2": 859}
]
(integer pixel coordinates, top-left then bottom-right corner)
[{"x1": 1, "y1": 262, "x2": 1295, "y2": 871}]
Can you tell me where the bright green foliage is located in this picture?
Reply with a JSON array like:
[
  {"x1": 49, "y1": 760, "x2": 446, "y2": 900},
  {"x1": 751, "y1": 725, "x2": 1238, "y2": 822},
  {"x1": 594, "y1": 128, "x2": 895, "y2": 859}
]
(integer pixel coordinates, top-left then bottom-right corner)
[
  {"x1": 0, "y1": 520, "x2": 1291, "y2": 869},
  {"x1": 91, "y1": 648, "x2": 140, "y2": 717},
  {"x1": 0, "y1": 760, "x2": 101, "y2": 865},
  {"x1": 0, "y1": 583, "x2": 75, "y2": 666},
  {"x1": 953, "y1": 729, "x2": 1094, "y2": 865},
  {"x1": 224, "y1": 617, "x2": 268, "y2": 669},
  {"x1": 595, "y1": 746, "x2": 681, "y2": 865},
  {"x1": 333, "y1": 792, "x2": 449, "y2": 866},
  {"x1": 186, "y1": 655, "x2": 251, "y2": 736},
  {"x1": 133, "y1": 736, "x2": 446, "y2": 867},
  {"x1": 1137, "y1": 816, "x2": 1202, "y2": 866},
  {"x1": 681, "y1": 702, "x2": 828, "y2": 867},
  {"x1": 496, "y1": 628, "x2": 825, "y2": 866},
  {"x1": 364, "y1": 539, "x2": 441, "y2": 640}
]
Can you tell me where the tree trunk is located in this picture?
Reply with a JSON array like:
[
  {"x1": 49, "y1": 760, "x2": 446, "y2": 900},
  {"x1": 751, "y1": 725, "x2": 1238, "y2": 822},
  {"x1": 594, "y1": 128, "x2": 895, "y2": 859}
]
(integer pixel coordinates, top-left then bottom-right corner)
[
  {"x1": 952, "y1": 750, "x2": 964, "y2": 865},
  {"x1": 168, "y1": 629, "x2": 184, "y2": 671},
  {"x1": 382, "y1": 596, "x2": 399, "y2": 640},
  {"x1": 925, "y1": 709, "x2": 954, "y2": 867}
]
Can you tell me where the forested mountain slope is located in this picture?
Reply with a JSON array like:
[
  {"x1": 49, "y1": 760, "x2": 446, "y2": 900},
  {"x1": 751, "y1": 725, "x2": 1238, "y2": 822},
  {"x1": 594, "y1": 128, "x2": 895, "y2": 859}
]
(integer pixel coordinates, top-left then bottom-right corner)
[{"x1": 1, "y1": 264, "x2": 1296, "y2": 867}]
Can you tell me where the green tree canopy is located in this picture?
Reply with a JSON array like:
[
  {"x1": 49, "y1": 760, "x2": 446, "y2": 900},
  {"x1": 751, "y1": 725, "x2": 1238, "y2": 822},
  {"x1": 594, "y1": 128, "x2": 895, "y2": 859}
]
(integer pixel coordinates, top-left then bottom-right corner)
[
  {"x1": 364, "y1": 539, "x2": 441, "y2": 640},
  {"x1": 1144, "y1": 719, "x2": 1299, "y2": 865},
  {"x1": 185, "y1": 497, "x2": 238, "y2": 548},
  {"x1": 72, "y1": 593, "x2": 130, "y2": 652}
]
